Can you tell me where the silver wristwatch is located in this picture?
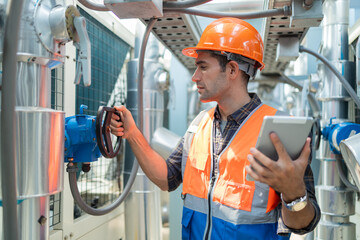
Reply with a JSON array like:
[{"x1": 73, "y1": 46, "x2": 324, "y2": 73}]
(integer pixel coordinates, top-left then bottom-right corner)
[{"x1": 281, "y1": 192, "x2": 308, "y2": 212}]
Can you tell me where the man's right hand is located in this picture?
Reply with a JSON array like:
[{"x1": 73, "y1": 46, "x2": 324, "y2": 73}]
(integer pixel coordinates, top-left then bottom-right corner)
[{"x1": 110, "y1": 106, "x2": 138, "y2": 139}]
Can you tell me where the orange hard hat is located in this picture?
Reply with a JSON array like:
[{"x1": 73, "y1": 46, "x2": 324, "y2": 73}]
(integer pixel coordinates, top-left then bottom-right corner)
[{"x1": 182, "y1": 17, "x2": 265, "y2": 70}]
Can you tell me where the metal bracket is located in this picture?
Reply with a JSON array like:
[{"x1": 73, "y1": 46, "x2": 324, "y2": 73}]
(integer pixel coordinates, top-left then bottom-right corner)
[{"x1": 73, "y1": 16, "x2": 91, "y2": 87}]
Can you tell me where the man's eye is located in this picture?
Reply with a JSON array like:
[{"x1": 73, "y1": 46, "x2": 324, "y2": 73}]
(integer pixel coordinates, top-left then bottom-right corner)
[{"x1": 199, "y1": 66, "x2": 207, "y2": 70}]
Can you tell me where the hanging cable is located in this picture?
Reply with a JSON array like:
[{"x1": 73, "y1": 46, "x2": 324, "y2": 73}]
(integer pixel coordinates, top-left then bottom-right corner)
[
  {"x1": 164, "y1": 5, "x2": 291, "y2": 19},
  {"x1": 67, "y1": 18, "x2": 158, "y2": 215},
  {"x1": 77, "y1": 0, "x2": 109, "y2": 11},
  {"x1": 335, "y1": 155, "x2": 359, "y2": 192},
  {"x1": 299, "y1": 45, "x2": 360, "y2": 109},
  {"x1": 163, "y1": 0, "x2": 211, "y2": 10},
  {"x1": 1, "y1": 0, "x2": 26, "y2": 238}
]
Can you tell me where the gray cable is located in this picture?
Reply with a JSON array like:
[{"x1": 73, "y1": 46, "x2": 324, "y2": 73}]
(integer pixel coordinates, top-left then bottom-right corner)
[
  {"x1": 163, "y1": 0, "x2": 211, "y2": 9},
  {"x1": 164, "y1": 6, "x2": 291, "y2": 19},
  {"x1": 77, "y1": 0, "x2": 109, "y2": 11},
  {"x1": 299, "y1": 46, "x2": 360, "y2": 109},
  {"x1": 335, "y1": 155, "x2": 359, "y2": 192},
  {"x1": 280, "y1": 73, "x2": 303, "y2": 91},
  {"x1": 280, "y1": 73, "x2": 321, "y2": 116},
  {"x1": 67, "y1": 18, "x2": 158, "y2": 215},
  {"x1": 1, "y1": 0, "x2": 26, "y2": 238},
  {"x1": 68, "y1": 161, "x2": 138, "y2": 215}
]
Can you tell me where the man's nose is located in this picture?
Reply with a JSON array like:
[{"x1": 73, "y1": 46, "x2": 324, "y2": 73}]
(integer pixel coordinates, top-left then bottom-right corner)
[{"x1": 192, "y1": 68, "x2": 200, "y2": 82}]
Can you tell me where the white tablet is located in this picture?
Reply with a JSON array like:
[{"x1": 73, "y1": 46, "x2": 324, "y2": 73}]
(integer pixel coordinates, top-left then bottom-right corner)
[{"x1": 246, "y1": 116, "x2": 314, "y2": 181}]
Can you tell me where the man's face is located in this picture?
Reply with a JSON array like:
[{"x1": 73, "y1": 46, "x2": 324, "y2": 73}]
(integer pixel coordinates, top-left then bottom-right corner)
[{"x1": 192, "y1": 52, "x2": 229, "y2": 103}]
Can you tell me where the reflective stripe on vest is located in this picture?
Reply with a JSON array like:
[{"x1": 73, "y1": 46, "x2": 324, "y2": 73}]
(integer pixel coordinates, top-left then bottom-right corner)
[{"x1": 182, "y1": 104, "x2": 280, "y2": 225}]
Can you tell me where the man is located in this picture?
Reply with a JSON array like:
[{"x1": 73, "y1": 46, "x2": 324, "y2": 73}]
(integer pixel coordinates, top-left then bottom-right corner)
[{"x1": 110, "y1": 17, "x2": 320, "y2": 239}]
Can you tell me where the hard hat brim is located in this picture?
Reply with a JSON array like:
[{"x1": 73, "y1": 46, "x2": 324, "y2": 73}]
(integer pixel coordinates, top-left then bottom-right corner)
[{"x1": 182, "y1": 47, "x2": 265, "y2": 70}]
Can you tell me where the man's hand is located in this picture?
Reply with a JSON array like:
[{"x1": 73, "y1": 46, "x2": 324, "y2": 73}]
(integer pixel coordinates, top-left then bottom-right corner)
[
  {"x1": 110, "y1": 106, "x2": 138, "y2": 139},
  {"x1": 245, "y1": 132, "x2": 311, "y2": 201}
]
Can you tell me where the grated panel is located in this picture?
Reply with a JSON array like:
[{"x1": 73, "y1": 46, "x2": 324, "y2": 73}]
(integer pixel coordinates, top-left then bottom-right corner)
[{"x1": 73, "y1": 8, "x2": 129, "y2": 219}]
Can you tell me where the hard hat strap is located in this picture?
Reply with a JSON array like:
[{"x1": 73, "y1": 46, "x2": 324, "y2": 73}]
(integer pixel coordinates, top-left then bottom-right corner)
[
  {"x1": 196, "y1": 50, "x2": 259, "y2": 78},
  {"x1": 221, "y1": 52, "x2": 257, "y2": 78}
]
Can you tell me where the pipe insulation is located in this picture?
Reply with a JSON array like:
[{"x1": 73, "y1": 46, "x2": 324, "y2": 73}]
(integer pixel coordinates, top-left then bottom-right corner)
[
  {"x1": 164, "y1": 6, "x2": 291, "y2": 19},
  {"x1": 1, "y1": 0, "x2": 26, "y2": 238},
  {"x1": 299, "y1": 45, "x2": 360, "y2": 109}
]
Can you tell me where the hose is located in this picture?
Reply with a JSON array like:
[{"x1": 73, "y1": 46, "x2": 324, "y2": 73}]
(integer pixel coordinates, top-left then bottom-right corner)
[
  {"x1": 299, "y1": 46, "x2": 360, "y2": 109},
  {"x1": 164, "y1": 6, "x2": 291, "y2": 19},
  {"x1": 1, "y1": 0, "x2": 26, "y2": 237},
  {"x1": 77, "y1": 0, "x2": 211, "y2": 12},
  {"x1": 77, "y1": 0, "x2": 109, "y2": 11},
  {"x1": 280, "y1": 73, "x2": 304, "y2": 91},
  {"x1": 335, "y1": 155, "x2": 359, "y2": 192},
  {"x1": 280, "y1": 73, "x2": 321, "y2": 116},
  {"x1": 163, "y1": 0, "x2": 211, "y2": 10},
  {"x1": 67, "y1": 18, "x2": 158, "y2": 215}
]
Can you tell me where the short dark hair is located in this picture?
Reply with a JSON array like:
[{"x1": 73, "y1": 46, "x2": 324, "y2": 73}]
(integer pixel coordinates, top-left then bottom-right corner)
[{"x1": 209, "y1": 51, "x2": 250, "y2": 83}]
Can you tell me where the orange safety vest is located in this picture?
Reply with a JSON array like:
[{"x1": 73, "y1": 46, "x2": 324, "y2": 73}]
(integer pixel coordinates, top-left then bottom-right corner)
[{"x1": 182, "y1": 104, "x2": 280, "y2": 213}]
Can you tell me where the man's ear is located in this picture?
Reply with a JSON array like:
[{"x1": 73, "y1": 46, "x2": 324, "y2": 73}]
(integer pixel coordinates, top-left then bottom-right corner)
[{"x1": 227, "y1": 61, "x2": 240, "y2": 79}]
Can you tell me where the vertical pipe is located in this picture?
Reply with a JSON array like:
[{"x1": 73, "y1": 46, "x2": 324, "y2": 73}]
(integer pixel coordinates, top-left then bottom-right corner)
[
  {"x1": 124, "y1": 18, "x2": 160, "y2": 240},
  {"x1": 1, "y1": 0, "x2": 26, "y2": 239},
  {"x1": 356, "y1": 36, "x2": 360, "y2": 99},
  {"x1": 315, "y1": 0, "x2": 356, "y2": 239}
]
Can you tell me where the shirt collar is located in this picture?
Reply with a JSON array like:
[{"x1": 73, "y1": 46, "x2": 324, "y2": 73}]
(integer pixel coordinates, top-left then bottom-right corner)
[{"x1": 214, "y1": 93, "x2": 262, "y2": 124}]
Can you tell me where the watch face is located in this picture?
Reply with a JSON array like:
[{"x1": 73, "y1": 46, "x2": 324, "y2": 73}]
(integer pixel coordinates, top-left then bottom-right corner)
[{"x1": 293, "y1": 201, "x2": 307, "y2": 211}]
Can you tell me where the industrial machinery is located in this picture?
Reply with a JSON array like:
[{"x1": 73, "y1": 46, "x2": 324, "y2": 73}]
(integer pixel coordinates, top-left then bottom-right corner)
[
  {"x1": 2, "y1": 0, "x2": 360, "y2": 240},
  {"x1": 0, "y1": 0, "x2": 91, "y2": 238}
]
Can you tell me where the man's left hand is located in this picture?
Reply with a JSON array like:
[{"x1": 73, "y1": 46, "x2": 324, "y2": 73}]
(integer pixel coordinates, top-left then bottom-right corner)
[{"x1": 245, "y1": 132, "x2": 311, "y2": 201}]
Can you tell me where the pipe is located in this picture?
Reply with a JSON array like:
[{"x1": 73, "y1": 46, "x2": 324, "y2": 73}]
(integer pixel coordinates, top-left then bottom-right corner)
[
  {"x1": 1, "y1": 0, "x2": 26, "y2": 238},
  {"x1": 77, "y1": 0, "x2": 109, "y2": 12},
  {"x1": 164, "y1": 5, "x2": 291, "y2": 19},
  {"x1": 356, "y1": 34, "x2": 360, "y2": 98},
  {"x1": 163, "y1": 0, "x2": 211, "y2": 10},
  {"x1": 138, "y1": 18, "x2": 158, "y2": 133},
  {"x1": 299, "y1": 45, "x2": 360, "y2": 109},
  {"x1": 77, "y1": 0, "x2": 211, "y2": 13}
]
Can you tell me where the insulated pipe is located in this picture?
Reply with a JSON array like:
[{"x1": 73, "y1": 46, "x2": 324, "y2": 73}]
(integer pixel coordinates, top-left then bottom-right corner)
[
  {"x1": 163, "y1": 0, "x2": 211, "y2": 9},
  {"x1": 1, "y1": 0, "x2": 26, "y2": 239},
  {"x1": 164, "y1": 5, "x2": 291, "y2": 19},
  {"x1": 299, "y1": 45, "x2": 360, "y2": 109},
  {"x1": 77, "y1": 0, "x2": 109, "y2": 11},
  {"x1": 356, "y1": 36, "x2": 360, "y2": 97},
  {"x1": 67, "y1": 18, "x2": 158, "y2": 216},
  {"x1": 138, "y1": 18, "x2": 158, "y2": 133}
]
